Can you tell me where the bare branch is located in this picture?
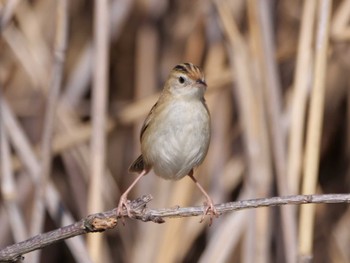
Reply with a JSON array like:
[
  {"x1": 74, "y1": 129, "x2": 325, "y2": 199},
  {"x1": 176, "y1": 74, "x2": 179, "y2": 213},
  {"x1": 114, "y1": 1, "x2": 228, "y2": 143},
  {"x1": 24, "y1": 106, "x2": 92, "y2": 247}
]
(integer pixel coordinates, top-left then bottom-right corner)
[{"x1": 0, "y1": 193, "x2": 349, "y2": 262}]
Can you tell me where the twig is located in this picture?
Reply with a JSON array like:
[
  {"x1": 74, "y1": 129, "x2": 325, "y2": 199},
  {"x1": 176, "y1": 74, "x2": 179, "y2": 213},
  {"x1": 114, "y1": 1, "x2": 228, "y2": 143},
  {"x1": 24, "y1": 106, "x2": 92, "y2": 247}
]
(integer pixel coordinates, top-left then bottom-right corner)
[
  {"x1": 331, "y1": 0, "x2": 350, "y2": 41},
  {"x1": 299, "y1": 0, "x2": 332, "y2": 259},
  {"x1": 0, "y1": 193, "x2": 349, "y2": 262},
  {"x1": 0, "y1": 0, "x2": 20, "y2": 31},
  {"x1": 215, "y1": 1, "x2": 273, "y2": 262},
  {"x1": 0, "y1": 98, "x2": 92, "y2": 263},
  {"x1": 29, "y1": 0, "x2": 68, "y2": 260},
  {"x1": 249, "y1": 1, "x2": 296, "y2": 262},
  {"x1": 30, "y1": 0, "x2": 68, "y2": 252},
  {"x1": 60, "y1": 0, "x2": 134, "y2": 109},
  {"x1": 87, "y1": 0, "x2": 110, "y2": 260},
  {"x1": 0, "y1": 87, "x2": 28, "y2": 243}
]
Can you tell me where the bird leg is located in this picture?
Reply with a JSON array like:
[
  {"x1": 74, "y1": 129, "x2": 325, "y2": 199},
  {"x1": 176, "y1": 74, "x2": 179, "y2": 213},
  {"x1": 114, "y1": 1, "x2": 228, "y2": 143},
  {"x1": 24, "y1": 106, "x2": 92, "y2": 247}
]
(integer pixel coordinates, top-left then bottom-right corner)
[
  {"x1": 188, "y1": 171, "x2": 219, "y2": 225},
  {"x1": 116, "y1": 169, "x2": 147, "y2": 221}
]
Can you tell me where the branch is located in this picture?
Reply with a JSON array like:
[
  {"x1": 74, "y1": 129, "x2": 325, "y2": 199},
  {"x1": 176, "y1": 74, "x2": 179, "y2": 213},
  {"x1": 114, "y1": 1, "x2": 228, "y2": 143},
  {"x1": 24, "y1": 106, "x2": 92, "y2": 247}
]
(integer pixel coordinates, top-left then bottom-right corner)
[{"x1": 0, "y1": 193, "x2": 349, "y2": 262}]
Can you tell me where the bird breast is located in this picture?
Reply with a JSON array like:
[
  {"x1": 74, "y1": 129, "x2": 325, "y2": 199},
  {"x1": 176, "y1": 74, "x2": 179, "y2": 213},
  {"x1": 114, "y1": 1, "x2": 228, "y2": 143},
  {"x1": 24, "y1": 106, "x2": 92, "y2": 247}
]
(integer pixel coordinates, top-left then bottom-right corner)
[{"x1": 141, "y1": 99, "x2": 210, "y2": 180}]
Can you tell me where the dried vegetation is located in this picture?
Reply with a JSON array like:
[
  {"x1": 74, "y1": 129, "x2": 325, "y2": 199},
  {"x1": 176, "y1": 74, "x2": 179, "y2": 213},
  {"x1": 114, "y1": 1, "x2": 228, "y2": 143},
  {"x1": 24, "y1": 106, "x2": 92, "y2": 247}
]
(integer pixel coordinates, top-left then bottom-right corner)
[{"x1": 0, "y1": 0, "x2": 350, "y2": 262}]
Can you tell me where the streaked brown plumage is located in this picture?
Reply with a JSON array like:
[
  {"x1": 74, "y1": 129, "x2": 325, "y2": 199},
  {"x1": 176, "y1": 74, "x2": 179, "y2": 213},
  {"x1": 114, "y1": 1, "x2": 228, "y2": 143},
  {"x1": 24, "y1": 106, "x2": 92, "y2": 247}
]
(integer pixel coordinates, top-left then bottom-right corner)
[{"x1": 116, "y1": 63, "x2": 218, "y2": 224}]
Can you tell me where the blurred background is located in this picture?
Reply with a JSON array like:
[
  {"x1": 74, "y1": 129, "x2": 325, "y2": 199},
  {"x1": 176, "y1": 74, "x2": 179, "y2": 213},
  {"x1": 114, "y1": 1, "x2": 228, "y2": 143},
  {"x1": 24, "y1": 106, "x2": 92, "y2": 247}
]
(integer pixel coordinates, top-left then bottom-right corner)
[{"x1": 0, "y1": 0, "x2": 350, "y2": 262}]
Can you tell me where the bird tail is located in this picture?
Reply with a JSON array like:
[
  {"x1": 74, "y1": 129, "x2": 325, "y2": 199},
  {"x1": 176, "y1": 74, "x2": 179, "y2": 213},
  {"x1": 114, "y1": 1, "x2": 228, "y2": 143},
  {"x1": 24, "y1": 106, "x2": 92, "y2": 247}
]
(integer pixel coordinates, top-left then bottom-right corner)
[{"x1": 128, "y1": 155, "x2": 145, "y2": 173}]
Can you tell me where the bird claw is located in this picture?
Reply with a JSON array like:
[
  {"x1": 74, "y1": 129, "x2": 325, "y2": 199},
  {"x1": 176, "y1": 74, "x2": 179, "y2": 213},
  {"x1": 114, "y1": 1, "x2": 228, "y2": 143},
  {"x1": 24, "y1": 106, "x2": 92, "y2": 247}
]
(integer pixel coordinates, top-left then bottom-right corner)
[
  {"x1": 200, "y1": 201, "x2": 219, "y2": 226},
  {"x1": 116, "y1": 195, "x2": 133, "y2": 225}
]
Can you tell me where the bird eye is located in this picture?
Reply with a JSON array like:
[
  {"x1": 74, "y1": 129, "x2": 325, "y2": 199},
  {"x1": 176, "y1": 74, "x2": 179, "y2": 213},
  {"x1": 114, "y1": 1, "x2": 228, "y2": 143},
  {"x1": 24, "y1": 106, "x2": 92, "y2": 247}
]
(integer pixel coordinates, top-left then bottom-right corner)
[{"x1": 178, "y1": 76, "x2": 185, "y2": 84}]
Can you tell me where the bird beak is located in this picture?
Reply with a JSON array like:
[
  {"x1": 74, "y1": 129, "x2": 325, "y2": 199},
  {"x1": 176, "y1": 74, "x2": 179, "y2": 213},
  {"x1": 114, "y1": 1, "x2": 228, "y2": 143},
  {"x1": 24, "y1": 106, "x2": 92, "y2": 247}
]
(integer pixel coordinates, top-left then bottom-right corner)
[{"x1": 196, "y1": 79, "x2": 207, "y2": 88}]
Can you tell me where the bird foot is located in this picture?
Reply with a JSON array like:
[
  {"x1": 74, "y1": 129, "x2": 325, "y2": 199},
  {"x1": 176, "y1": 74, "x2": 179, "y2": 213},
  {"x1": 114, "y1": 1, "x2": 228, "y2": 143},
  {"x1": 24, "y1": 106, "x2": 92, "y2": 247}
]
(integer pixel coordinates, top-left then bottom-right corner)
[
  {"x1": 200, "y1": 200, "x2": 219, "y2": 226},
  {"x1": 115, "y1": 195, "x2": 133, "y2": 225}
]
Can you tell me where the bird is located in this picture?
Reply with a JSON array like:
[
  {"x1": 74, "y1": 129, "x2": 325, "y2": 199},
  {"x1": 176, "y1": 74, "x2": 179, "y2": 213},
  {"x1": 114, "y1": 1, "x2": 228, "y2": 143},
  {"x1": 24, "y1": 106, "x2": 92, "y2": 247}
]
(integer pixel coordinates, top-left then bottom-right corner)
[{"x1": 116, "y1": 62, "x2": 218, "y2": 224}]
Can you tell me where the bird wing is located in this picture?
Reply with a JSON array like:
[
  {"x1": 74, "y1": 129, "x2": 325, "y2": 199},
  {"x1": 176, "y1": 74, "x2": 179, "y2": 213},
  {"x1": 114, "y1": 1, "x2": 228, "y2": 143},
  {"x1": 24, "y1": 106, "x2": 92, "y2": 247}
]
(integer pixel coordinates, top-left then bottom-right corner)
[
  {"x1": 128, "y1": 154, "x2": 145, "y2": 173},
  {"x1": 140, "y1": 101, "x2": 158, "y2": 141}
]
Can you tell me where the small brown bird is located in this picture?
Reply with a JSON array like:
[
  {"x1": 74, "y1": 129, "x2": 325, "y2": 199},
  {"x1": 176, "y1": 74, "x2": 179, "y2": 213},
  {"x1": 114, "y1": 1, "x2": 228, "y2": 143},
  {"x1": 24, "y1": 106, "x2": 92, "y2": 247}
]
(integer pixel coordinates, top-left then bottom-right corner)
[{"x1": 116, "y1": 62, "x2": 218, "y2": 223}]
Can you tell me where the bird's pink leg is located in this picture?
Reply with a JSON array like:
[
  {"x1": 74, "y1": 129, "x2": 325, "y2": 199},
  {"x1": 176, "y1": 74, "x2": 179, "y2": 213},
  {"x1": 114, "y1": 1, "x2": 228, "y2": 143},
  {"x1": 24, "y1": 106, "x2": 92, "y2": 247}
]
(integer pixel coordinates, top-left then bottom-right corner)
[
  {"x1": 116, "y1": 170, "x2": 148, "y2": 220},
  {"x1": 188, "y1": 172, "x2": 219, "y2": 226}
]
